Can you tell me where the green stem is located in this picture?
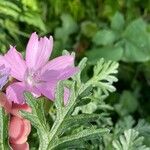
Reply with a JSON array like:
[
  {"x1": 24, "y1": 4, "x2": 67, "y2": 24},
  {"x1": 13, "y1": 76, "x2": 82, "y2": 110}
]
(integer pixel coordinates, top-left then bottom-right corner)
[{"x1": 47, "y1": 98, "x2": 77, "y2": 149}]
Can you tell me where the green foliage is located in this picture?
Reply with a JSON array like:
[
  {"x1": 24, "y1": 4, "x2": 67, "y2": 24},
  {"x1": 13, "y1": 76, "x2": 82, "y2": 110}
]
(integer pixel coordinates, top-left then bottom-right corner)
[
  {"x1": 115, "y1": 91, "x2": 138, "y2": 116},
  {"x1": 92, "y1": 30, "x2": 116, "y2": 46},
  {"x1": 87, "y1": 14, "x2": 150, "y2": 63},
  {"x1": 54, "y1": 13, "x2": 78, "y2": 52},
  {"x1": 111, "y1": 12, "x2": 125, "y2": 31},
  {"x1": 81, "y1": 21, "x2": 98, "y2": 38},
  {"x1": 122, "y1": 19, "x2": 150, "y2": 62},
  {"x1": 0, "y1": 0, "x2": 45, "y2": 52},
  {"x1": 135, "y1": 119, "x2": 150, "y2": 137},
  {"x1": 91, "y1": 58, "x2": 118, "y2": 94},
  {"x1": 0, "y1": 0, "x2": 150, "y2": 149},
  {"x1": 113, "y1": 129, "x2": 150, "y2": 150}
]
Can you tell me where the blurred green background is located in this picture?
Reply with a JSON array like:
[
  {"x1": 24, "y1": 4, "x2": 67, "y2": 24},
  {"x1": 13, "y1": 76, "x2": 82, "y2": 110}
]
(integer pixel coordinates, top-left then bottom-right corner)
[{"x1": 0, "y1": 0, "x2": 150, "y2": 142}]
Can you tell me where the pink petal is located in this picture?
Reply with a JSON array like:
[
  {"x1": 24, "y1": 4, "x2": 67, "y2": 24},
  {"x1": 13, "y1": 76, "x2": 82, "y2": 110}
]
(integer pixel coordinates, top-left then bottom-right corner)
[
  {"x1": 37, "y1": 81, "x2": 71, "y2": 105},
  {"x1": 22, "y1": 119, "x2": 31, "y2": 138},
  {"x1": 11, "y1": 103, "x2": 32, "y2": 118},
  {"x1": 26, "y1": 33, "x2": 38, "y2": 67},
  {"x1": 9, "y1": 116, "x2": 24, "y2": 143},
  {"x1": 4, "y1": 47, "x2": 26, "y2": 81},
  {"x1": 11, "y1": 142, "x2": 29, "y2": 150},
  {"x1": 41, "y1": 55, "x2": 75, "y2": 73},
  {"x1": 6, "y1": 82, "x2": 42, "y2": 104},
  {"x1": 6, "y1": 82, "x2": 26, "y2": 104},
  {"x1": 0, "y1": 92, "x2": 12, "y2": 113},
  {"x1": 40, "y1": 70, "x2": 59, "y2": 81},
  {"x1": 36, "y1": 81, "x2": 57, "y2": 101},
  {"x1": 14, "y1": 119, "x2": 31, "y2": 144},
  {"x1": 26, "y1": 32, "x2": 53, "y2": 70},
  {"x1": 0, "y1": 55, "x2": 8, "y2": 66},
  {"x1": 25, "y1": 84, "x2": 41, "y2": 98},
  {"x1": 57, "y1": 67, "x2": 79, "y2": 80},
  {"x1": 64, "y1": 87, "x2": 70, "y2": 105},
  {"x1": 41, "y1": 67, "x2": 78, "y2": 82},
  {"x1": 9, "y1": 116, "x2": 31, "y2": 145}
]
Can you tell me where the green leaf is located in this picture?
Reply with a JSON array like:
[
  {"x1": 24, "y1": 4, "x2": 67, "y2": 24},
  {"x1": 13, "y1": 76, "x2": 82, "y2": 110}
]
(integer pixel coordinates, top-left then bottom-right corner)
[
  {"x1": 19, "y1": 12, "x2": 46, "y2": 32},
  {"x1": 0, "y1": 1, "x2": 21, "y2": 19},
  {"x1": 55, "y1": 13, "x2": 78, "y2": 39},
  {"x1": 60, "y1": 114, "x2": 101, "y2": 133},
  {"x1": 86, "y1": 46, "x2": 123, "y2": 63},
  {"x1": 21, "y1": 0, "x2": 39, "y2": 11},
  {"x1": 111, "y1": 12, "x2": 125, "y2": 31},
  {"x1": 122, "y1": 18, "x2": 150, "y2": 62},
  {"x1": 88, "y1": 58, "x2": 119, "y2": 96},
  {"x1": 81, "y1": 21, "x2": 98, "y2": 38},
  {"x1": 135, "y1": 120, "x2": 150, "y2": 146},
  {"x1": 92, "y1": 29, "x2": 117, "y2": 46},
  {"x1": 115, "y1": 91, "x2": 138, "y2": 116},
  {"x1": 61, "y1": 13, "x2": 78, "y2": 34},
  {"x1": 72, "y1": 57, "x2": 88, "y2": 86},
  {"x1": 113, "y1": 129, "x2": 150, "y2": 150},
  {"x1": 0, "y1": 107, "x2": 10, "y2": 150},
  {"x1": 50, "y1": 128, "x2": 109, "y2": 149},
  {"x1": 115, "y1": 116, "x2": 135, "y2": 135},
  {"x1": 73, "y1": 102, "x2": 97, "y2": 114},
  {"x1": 135, "y1": 119, "x2": 150, "y2": 137},
  {"x1": 48, "y1": 80, "x2": 109, "y2": 149},
  {"x1": 75, "y1": 58, "x2": 118, "y2": 103}
]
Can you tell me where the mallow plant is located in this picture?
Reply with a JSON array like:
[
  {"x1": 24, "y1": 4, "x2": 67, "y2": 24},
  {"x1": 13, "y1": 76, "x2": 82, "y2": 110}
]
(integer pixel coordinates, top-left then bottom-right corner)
[{"x1": 0, "y1": 33, "x2": 149, "y2": 150}]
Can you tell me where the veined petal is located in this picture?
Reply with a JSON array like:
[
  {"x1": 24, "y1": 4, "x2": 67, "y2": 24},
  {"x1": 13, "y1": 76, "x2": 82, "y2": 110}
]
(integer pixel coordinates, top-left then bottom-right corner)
[
  {"x1": 57, "y1": 67, "x2": 79, "y2": 80},
  {"x1": 40, "y1": 70, "x2": 59, "y2": 81},
  {"x1": 25, "y1": 85, "x2": 41, "y2": 98},
  {"x1": 41, "y1": 55, "x2": 75, "y2": 73},
  {"x1": 36, "y1": 36, "x2": 53, "y2": 69},
  {"x1": 41, "y1": 67, "x2": 78, "y2": 82},
  {"x1": 26, "y1": 32, "x2": 38, "y2": 69},
  {"x1": 26, "y1": 32, "x2": 53, "y2": 70},
  {"x1": 36, "y1": 81, "x2": 57, "y2": 101},
  {"x1": 6, "y1": 82, "x2": 26, "y2": 104},
  {"x1": 4, "y1": 47, "x2": 26, "y2": 81},
  {"x1": 6, "y1": 82, "x2": 42, "y2": 104}
]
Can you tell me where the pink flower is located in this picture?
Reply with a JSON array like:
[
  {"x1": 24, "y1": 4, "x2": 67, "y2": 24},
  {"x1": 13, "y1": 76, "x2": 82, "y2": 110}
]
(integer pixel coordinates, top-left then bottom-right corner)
[
  {"x1": 0, "y1": 32, "x2": 78, "y2": 104},
  {"x1": 0, "y1": 92, "x2": 31, "y2": 150},
  {"x1": 9, "y1": 116, "x2": 31, "y2": 147}
]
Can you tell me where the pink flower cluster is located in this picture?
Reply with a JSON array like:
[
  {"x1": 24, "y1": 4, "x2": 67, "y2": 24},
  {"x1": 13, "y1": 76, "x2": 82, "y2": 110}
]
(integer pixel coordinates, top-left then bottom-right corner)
[
  {"x1": 0, "y1": 92, "x2": 31, "y2": 150},
  {"x1": 0, "y1": 33, "x2": 78, "y2": 150}
]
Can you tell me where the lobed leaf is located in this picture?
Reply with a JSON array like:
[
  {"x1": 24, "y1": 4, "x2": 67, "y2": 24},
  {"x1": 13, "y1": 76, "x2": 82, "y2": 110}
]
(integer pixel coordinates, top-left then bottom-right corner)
[
  {"x1": 113, "y1": 129, "x2": 150, "y2": 150},
  {"x1": 50, "y1": 128, "x2": 109, "y2": 149}
]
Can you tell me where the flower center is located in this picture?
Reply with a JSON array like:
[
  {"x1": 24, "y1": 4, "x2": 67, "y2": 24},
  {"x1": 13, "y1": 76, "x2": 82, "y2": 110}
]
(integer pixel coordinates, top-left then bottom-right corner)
[
  {"x1": 25, "y1": 69, "x2": 39, "y2": 87},
  {"x1": 26, "y1": 75, "x2": 35, "y2": 86}
]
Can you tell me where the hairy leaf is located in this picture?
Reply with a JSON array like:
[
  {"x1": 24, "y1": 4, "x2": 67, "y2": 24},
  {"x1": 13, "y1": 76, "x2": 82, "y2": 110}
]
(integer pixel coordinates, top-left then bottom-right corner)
[{"x1": 113, "y1": 129, "x2": 150, "y2": 150}]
